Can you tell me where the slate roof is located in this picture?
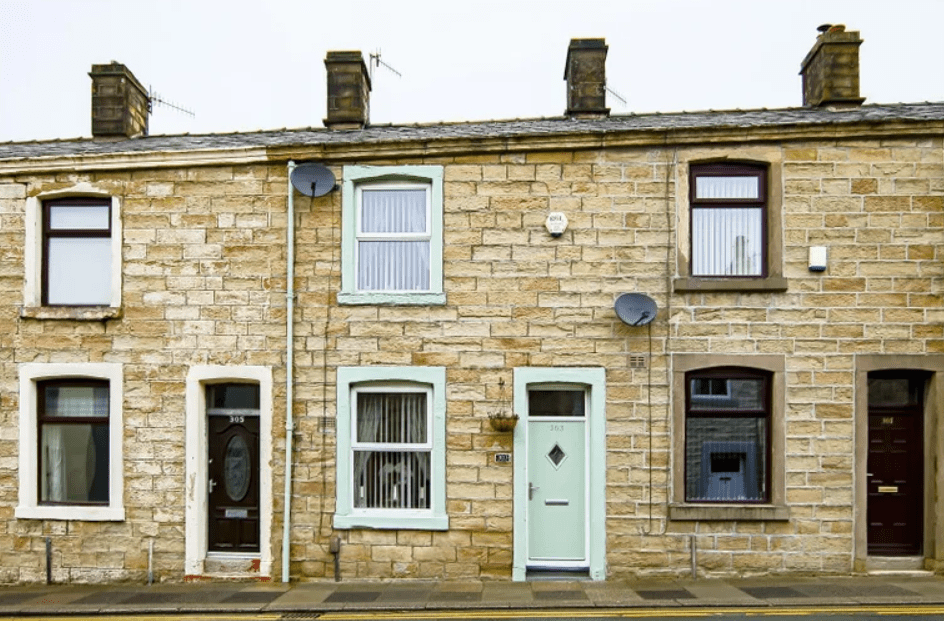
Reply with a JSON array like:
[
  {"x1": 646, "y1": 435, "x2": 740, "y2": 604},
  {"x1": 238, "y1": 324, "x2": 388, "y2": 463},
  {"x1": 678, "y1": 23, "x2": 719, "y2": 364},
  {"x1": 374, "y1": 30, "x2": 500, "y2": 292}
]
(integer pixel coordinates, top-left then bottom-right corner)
[{"x1": 1, "y1": 102, "x2": 943, "y2": 161}]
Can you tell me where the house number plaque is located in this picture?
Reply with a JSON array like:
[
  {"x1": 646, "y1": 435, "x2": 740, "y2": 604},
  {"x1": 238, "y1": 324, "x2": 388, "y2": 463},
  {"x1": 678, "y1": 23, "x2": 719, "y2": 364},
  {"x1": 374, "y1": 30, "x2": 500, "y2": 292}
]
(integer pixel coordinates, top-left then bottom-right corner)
[{"x1": 494, "y1": 453, "x2": 511, "y2": 464}]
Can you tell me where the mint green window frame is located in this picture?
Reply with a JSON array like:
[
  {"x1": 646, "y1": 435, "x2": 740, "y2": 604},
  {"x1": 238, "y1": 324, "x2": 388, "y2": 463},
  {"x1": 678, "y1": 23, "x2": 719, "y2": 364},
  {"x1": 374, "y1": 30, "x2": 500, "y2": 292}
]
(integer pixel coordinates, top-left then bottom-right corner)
[
  {"x1": 335, "y1": 366, "x2": 448, "y2": 530},
  {"x1": 339, "y1": 165, "x2": 445, "y2": 305}
]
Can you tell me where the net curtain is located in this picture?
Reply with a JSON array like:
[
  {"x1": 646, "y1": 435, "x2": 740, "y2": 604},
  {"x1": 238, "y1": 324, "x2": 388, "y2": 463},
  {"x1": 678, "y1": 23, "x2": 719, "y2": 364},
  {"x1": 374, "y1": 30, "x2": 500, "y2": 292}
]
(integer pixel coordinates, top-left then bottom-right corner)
[
  {"x1": 353, "y1": 392, "x2": 430, "y2": 509},
  {"x1": 357, "y1": 188, "x2": 430, "y2": 291}
]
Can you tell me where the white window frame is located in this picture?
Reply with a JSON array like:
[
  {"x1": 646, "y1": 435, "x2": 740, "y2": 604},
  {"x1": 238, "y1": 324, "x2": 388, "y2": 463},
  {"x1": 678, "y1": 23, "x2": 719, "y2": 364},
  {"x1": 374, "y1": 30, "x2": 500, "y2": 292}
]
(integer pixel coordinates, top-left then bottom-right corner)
[
  {"x1": 17, "y1": 362, "x2": 124, "y2": 521},
  {"x1": 23, "y1": 184, "x2": 122, "y2": 319},
  {"x1": 335, "y1": 366, "x2": 447, "y2": 530},
  {"x1": 339, "y1": 166, "x2": 445, "y2": 306}
]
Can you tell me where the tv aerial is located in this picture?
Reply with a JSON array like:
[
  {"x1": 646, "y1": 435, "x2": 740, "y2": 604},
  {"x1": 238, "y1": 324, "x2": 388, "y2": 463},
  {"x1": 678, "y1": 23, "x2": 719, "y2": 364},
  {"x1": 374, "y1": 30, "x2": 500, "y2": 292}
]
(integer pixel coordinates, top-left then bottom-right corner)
[
  {"x1": 291, "y1": 163, "x2": 337, "y2": 197},
  {"x1": 606, "y1": 83, "x2": 628, "y2": 109},
  {"x1": 369, "y1": 50, "x2": 402, "y2": 81},
  {"x1": 614, "y1": 293, "x2": 658, "y2": 326},
  {"x1": 148, "y1": 87, "x2": 195, "y2": 118}
]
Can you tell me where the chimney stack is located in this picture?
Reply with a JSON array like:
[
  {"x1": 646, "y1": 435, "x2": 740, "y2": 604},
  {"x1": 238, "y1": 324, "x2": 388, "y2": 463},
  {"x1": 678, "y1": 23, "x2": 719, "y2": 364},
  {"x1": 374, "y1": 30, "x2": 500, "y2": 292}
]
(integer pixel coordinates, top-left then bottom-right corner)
[
  {"x1": 324, "y1": 51, "x2": 372, "y2": 129},
  {"x1": 799, "y1": 24, "x2": 865, "y2": 108},
  {"x1": 89, "y1": 62, "x2": 149, "y2": 138},
  {"x1": 564, "y1": 38, "x2": 609, "y2": 119}
]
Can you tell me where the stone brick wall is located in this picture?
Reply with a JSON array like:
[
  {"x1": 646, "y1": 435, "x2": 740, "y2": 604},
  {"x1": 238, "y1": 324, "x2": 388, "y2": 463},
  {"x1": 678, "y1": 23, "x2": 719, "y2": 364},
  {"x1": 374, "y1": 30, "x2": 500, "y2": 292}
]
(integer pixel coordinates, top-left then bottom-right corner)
[{"x1": 0, "y1": 132, "x2": 940, "y2": 582}]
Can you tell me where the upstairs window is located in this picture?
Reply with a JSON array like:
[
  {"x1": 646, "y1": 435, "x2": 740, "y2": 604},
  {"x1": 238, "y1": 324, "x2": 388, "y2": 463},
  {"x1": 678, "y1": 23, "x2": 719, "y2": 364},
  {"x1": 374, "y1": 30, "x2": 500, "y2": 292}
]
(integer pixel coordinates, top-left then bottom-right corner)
[
  {"x1": 690, "y1": 163, "x2": 767, "y2": 278},
  {"x1": 339, "y1": 166, "x2": 445, "y2": 305},
  {"x1": 43, "y1": 198, "x2": 112, "y2": 306}
]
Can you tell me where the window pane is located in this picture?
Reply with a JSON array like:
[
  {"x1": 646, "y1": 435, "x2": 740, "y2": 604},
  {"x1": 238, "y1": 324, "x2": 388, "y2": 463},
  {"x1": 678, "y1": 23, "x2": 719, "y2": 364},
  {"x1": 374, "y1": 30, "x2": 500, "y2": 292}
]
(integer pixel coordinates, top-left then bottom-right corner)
[
  {"x1": 207, "y1": 384, "x2": 260, "y2": 410},
  {"x1": 357, "y1": 240, "x2": 430, "y2": 291},
  {"x1": 47, "y1": 237, "x2": 111, "y2": 305},
  {"x1": 360, "y1": 189, "x2": 427, "y2": 233},
  {"x1": 352, "y1": 450, "x2": 430, "y2": 509},
  {"x1": 695, "y1": 176, "x2": 759, "y2": 200},
  {"x1": 357, "y1": 392, "x2": 427, "y2": 444},
  {"x1": 692, "y1": 207, "x2": 762, "y2": 276},
  {"x1": 49, "y1": 205, "x2": 110, "y2": 230},
  {"x1": 689, "y1": 377, "x2": 764, "y2": 411},
  {"x1": 40, "y1": 423, "x2": 109, "y2": 503},
  {"x1": 685, "y1": 416, "x2": 766, "y2": 502},
  {"x1": 868, "y1": 378, "x2": 920, "y2": 407},
  {"x1": 528, "y1": 390, "x2": 585, "y2": 417},
  {"x1": 44, "y1": 385, "x2": 109, "y2": 418}
]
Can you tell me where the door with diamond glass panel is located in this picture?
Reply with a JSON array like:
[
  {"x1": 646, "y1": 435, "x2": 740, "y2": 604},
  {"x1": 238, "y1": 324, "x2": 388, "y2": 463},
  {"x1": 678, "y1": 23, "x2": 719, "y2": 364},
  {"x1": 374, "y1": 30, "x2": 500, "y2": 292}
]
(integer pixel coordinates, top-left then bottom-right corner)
[
  {"x1": 526, "y1": 388, "x2": 588, "y2": 567},
  {"x1": 207, "y1": 384, "x2": 261, "y2": 553}
]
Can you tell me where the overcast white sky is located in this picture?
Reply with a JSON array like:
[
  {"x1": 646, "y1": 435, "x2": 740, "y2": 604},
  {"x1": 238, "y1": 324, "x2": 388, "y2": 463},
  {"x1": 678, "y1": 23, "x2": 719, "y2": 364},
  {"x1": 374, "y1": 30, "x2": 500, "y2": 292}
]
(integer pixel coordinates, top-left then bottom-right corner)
[{"x1": 1, "y1": 0, "x2": 942, "y2": 142}]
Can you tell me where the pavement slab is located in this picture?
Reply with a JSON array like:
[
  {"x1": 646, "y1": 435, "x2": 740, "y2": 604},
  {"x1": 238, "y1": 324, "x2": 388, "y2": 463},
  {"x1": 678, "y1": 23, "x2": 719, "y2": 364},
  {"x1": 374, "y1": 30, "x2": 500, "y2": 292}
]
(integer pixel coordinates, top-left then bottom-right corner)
[{"x1": 1, "y1": 574, "x2": 943, "y2": 615}]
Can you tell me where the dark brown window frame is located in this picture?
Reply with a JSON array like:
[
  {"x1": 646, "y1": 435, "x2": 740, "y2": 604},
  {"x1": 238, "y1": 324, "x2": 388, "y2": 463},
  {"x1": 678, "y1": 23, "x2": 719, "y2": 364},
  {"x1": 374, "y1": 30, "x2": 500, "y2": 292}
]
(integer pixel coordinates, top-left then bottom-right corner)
[
  {"x1": 684, "y1": 366, "x2": 772, "y2": 504},
  {"x1": 36, "y1": 378, "x2": 110, "y2": 506},
  {"x1": 41, "y1": 198, "x2": 112, "y2": 307},
  {"x1": 689, "y1": 162, "x2": 768, "y2": 279}
]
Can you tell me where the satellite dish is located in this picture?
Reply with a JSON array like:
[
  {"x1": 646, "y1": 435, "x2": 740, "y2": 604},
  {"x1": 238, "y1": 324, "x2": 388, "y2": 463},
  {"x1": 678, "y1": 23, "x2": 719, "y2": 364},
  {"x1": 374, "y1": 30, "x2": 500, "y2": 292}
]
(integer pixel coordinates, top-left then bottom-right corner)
[
  {"x1": 614, "y1": 293, "x2": 658, "y2": 326},
  {"x1": 291, "y1": 163, "x2": 337, "y2": 197}
]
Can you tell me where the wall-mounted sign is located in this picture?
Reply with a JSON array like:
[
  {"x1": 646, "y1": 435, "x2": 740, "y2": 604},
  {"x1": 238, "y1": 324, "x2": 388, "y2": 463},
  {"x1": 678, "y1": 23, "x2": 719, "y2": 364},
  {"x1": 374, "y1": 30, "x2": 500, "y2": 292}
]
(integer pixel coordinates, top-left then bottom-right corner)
[
  {"x1": 494, "y1": 453, "x2": 512, "y2": 464},
  {"x1": 545, "y1": 212, "x2": 568, "y2": 237}
]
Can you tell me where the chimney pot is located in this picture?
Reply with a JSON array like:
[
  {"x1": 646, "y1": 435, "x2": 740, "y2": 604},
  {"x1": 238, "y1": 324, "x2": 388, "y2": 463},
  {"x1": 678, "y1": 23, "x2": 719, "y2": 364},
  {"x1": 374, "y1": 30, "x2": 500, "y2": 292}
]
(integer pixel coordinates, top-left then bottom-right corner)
[
  {"x1": 324, "y1": 51, "x2": 371, "y2": 129},
  {"x1": 564, "y1": 38, "x2": 609, "y2": 119},
  {"x1": 89, "y1": 62, "x2": 149, "y2": 138},
  {"x1": 799, "y1": 24, "x2": 865, "y2": 108}
]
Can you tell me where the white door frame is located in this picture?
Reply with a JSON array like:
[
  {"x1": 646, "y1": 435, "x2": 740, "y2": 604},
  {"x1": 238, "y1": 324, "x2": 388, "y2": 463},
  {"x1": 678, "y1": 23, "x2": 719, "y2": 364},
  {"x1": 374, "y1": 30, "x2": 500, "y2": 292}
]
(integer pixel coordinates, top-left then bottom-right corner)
[
  {"x1": 512, "y1": 367, "x2": 606, "y2": 581},
  {"x1": 185, "y1": 366, "x2": 273, "y2": 577}
]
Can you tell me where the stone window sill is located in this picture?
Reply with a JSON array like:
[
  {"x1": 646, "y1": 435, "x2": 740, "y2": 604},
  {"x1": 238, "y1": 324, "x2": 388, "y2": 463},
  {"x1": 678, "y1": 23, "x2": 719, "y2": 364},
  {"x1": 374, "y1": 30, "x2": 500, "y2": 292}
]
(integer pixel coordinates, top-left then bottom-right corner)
[
  {"x1": 20, "y1": 306, "x2": 122, "y2": 321},
  {"x1": 669, "y1": 503, "x2": 790, "y2": 522},
  {"x1": 673, "y1": 277, "x2": 788, "y2": 293},
  {"x1": 16, "y1": 505, "x2": 125, "y2": 522},
  {"x1": 337, "y1": 292, "x2": 446, "y2": 306}
]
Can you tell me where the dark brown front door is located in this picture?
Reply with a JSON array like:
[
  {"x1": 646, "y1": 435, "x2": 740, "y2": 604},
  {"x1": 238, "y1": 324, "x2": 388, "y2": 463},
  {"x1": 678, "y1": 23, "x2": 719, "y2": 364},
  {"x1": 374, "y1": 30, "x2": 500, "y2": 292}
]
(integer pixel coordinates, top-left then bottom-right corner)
[
  {"x1": 208, "y1": 413, "x2": 260, "y2": 552},
  {"x1": 867, "y1": 372, "x2": 925, "y2": 555}
]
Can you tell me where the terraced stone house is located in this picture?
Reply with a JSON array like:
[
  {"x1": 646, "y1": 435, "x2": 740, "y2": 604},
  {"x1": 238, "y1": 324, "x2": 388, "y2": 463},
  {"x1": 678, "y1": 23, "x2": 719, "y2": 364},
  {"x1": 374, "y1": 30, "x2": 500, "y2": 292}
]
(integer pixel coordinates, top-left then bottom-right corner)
[{"x1": 0, "y1": 26, "x2": 942, "y2": 583}]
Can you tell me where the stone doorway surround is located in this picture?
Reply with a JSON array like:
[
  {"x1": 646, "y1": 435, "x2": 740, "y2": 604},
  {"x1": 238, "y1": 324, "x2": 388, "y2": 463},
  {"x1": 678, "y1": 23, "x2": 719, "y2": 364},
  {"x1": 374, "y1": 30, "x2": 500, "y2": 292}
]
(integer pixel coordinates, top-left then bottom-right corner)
[
  {"x1": 185, "y1": 365, "x2": 273, "y2": 578},
  {"x1": 853, "y1": 354, "x2": 944, "y2": 573}
]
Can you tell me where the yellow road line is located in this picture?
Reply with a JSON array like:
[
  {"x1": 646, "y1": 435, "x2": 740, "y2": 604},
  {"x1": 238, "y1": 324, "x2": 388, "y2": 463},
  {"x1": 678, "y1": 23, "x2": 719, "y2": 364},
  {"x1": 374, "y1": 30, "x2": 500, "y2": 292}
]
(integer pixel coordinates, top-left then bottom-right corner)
[
  {"x1": 0, "y1": 616, "x2": 283, "y2": 621},
  {"x1": 320, "y1": 605, "x2": 944, "y2": 620}
]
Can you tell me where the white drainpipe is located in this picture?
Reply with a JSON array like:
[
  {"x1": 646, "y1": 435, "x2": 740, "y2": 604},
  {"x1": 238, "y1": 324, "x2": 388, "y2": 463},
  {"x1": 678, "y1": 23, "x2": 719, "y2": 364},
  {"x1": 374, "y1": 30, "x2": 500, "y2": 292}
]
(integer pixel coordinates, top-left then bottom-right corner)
[{"x1": 282, "y1": 161, "x2": 297, "y2": 582}]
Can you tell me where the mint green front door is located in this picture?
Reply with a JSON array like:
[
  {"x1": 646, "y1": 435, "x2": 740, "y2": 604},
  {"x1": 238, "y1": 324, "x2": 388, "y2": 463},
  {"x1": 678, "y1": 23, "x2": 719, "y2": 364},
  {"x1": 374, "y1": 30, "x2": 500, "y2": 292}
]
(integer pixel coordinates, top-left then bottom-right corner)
[{"x1": 527, "y1": 389, "x2": 587, "y2": 565}]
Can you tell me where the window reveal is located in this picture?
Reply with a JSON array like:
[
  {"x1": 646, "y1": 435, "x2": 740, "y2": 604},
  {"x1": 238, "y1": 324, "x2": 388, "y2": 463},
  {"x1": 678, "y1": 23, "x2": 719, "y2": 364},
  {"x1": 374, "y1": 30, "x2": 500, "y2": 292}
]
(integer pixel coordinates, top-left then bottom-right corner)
[
  {"x1": 685, "y1": 370, "x2": 769, "y2": 503},
  {"x1": 38, "y1": 380, "x2": 110, "y2": 504}
]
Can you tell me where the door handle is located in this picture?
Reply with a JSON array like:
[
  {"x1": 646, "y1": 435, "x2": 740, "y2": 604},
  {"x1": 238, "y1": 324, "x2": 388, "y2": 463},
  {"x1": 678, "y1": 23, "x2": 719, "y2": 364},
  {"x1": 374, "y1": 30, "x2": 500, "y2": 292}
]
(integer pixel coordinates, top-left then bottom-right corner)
[
  {"x1": 209, "y1": 478, "x2": 217, "y2": 494},
  {"x1": 529, "y1": 482, "x2": 539, "y2": 500}
]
